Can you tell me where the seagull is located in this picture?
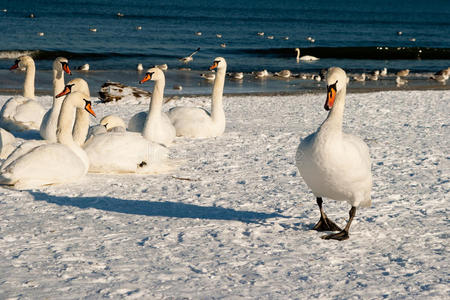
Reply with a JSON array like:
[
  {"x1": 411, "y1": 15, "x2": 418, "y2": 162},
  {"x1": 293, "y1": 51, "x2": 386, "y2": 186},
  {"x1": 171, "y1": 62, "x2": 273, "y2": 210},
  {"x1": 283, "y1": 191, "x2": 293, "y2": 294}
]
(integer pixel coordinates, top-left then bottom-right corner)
[
  {"x1": 396, "y1": 76, "x2": 407, "y2": 86},
  {"x1": 179, "y1": 47, "x2": 200, "y2": 64},
  {"x1": 396, "y1": 69, "x2": 410, "y2": 77},
  {"x1": 353, "y1": 73, "x2": 366, "y2": 82}
]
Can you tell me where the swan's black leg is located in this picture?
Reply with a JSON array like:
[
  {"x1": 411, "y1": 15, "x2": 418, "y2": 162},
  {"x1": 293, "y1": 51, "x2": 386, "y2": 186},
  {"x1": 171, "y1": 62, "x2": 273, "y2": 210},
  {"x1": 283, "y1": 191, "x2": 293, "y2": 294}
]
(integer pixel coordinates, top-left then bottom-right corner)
[
  {"x1": 322, "y1": 206, "x2": 356, "y2": 241},
  {"x1": 313, "y1": 197, "x2": 342, "y2": 232}
]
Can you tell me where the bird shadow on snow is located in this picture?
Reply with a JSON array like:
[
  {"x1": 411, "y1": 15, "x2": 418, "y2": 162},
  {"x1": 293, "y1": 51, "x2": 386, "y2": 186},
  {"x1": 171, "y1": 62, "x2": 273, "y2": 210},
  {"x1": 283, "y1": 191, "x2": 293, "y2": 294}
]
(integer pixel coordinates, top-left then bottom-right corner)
[{"x1": 29, "y1": 191, "x2": 289, "y2": 224}]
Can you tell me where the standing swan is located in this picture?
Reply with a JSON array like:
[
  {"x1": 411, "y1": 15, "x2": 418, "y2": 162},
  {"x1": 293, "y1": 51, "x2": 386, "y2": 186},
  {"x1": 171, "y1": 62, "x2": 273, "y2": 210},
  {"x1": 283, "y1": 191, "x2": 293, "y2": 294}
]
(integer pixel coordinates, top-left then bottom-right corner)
[
  {"x1": 40, "y1": 57, "x2": 72, "y2": 142},
  {"x1": 0, "y1": 55, "x2": 46, "y2": 132},
  {"x1": 0, "y1": 91, "x2": 96, "y2": 189},
  {"x1": 128, "y1": 67, "x2": 176, "y2": 146},
  {"x1": 295, "y1": 67, "x2": 372, "y2": 241},
  {"x1": 168, "y1": 57, "x2": 227, "y2": 138},
  {"x1": 295, "y1": 48, "x2": 319, "y2": 62}
]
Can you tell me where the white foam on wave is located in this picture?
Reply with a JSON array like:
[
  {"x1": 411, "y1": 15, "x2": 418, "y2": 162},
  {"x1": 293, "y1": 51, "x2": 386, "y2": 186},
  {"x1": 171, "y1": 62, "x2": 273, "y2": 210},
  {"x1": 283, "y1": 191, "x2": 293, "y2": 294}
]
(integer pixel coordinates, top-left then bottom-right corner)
[{"x1": 0, "y1": 50, "x2": 36, "y2": 59}]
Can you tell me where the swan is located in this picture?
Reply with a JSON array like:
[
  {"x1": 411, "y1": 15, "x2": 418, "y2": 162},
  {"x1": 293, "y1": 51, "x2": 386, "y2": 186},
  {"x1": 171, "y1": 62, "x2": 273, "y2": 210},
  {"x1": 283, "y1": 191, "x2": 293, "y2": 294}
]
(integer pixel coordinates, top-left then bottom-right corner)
[
  {"x1": 179, "y1": 48, "x2": 200, "y2": 64},
  {"x1": 55, "y1": 78, "x2": 92, "y2": 146},
  {"x1": 0, "y1": 91, "x2": 96, "y2": 189},
  {"x1": 100, "y1": 115, "x2": 126, "y2": 132},
  {"x1": 0, "y1": 55, "x2": 46, "y2": 132},
  {"x1": 295, "y1": 48, "x2": 319, "y2": 61},
  {"x1": 296, "y1": 67, "x2": 372, "y2": 241},
  {"x1": 168, "y1": 57, "x2": 226, "y2": 138},
  {"x1": 40, "y1": 57, "x2": 72, "y2": 142},
  {"x1": 128, "y1": 67, "x2": 176, "y2": 146}
]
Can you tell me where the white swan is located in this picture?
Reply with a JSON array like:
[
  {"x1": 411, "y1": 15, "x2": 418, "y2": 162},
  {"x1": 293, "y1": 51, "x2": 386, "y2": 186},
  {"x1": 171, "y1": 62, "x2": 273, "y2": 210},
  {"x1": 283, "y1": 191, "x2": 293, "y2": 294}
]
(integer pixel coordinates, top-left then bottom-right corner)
[
  {"x1": 40, "y1": 57, "x2": 72, "y2": 142},
  {"x1": 0, "y1": 91, "x2": 96, "y2": 189},
  {"x1": 296, "y1": 67, "x2": 372, "y2": 241},
  {"x1": 0, "y1": 55, "x2": 45, "y2": 132},
  {"x1": 295, "y1": 48, "x2": 319, "y2": 61},
  {"x1": 54, "y1": 78, "x2": 92, "y2": 146},
  {"x1": 128, "y1": 67, "x2": 176, "y2": 146},
  {"x1": 168, "y1": 57, "x2": 227, "y2": 138}
]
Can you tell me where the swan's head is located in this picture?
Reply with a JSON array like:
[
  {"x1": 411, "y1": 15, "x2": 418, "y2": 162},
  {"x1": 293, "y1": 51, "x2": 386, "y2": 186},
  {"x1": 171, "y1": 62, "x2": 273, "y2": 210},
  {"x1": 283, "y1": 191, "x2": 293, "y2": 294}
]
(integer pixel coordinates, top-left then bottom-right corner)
[
  {"x1": 65, "y1": 91, "x2": 96, "y2": 118},
  {"x1": 295, "y1": 48, "x2": 300, "y2": 53},
  {"x1": 9, "y1": 55, "x2": 34, "y2": 71},
  {"x1": 325, "y1": 67, "x2": 347, "y2": 111},
  {"x1": 53, "y1": 57, "x2": 71, "y2": 75},
  {"x1": 100, "y1": 115, "x2": 126, "y2": 131},
  {"x1": 56, "y1": 78, "x2": 90, "y2": 99},
  {"x1": 139, "y1": 67, "x2": 164, "y2": 84},
  {"x1": 210, "y1": 57, "x2": 227, "y2": 71}
]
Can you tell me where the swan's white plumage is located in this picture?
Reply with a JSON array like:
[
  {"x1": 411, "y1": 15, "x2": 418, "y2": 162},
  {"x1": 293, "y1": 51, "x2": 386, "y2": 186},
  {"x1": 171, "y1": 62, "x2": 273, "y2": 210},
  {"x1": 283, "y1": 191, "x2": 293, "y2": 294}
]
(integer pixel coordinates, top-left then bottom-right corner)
[
  {"x1": 0, "y1": 128, "x2": 16, "y2": 159},
  {"x1": 40, "y1": 57, "x2": 71, "y2": 142},
  {"x1": 83, "y1": 131, "x2": 174, "y2": 174},
  {"x1": 295, "y1": 48, "x2": 319, "y2": 61},
  {"x1": 168, "y1": 57, "x2": 226, "y2": 138},
  {"x1": 0, "y1": 55, "x2": 45, "y2": 132},
  {"x1": 296, "y1": 67, "x2": 372, "y2": 208},
  {"x1": 128, "y1": 68, "x2": 175, "y2": 146},
  {"x1": 0, "y1": 92, "x2": 94, "y2": 189}
]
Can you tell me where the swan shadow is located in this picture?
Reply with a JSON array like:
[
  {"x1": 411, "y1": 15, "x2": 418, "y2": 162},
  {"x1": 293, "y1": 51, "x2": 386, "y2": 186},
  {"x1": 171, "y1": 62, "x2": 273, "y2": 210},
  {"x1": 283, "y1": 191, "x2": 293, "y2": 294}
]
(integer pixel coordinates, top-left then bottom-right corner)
[{"x1": 30, "y1": 191, "x2": 288, "y2": 224}]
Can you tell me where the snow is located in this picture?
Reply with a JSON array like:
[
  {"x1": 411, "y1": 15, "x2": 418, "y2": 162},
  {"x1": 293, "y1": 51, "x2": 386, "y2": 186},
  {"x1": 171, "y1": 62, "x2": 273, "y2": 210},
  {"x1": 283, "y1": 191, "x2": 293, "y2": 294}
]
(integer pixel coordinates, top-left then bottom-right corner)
[{"x1": 0, "y1": 90, "x2": 449, "y2": 299}]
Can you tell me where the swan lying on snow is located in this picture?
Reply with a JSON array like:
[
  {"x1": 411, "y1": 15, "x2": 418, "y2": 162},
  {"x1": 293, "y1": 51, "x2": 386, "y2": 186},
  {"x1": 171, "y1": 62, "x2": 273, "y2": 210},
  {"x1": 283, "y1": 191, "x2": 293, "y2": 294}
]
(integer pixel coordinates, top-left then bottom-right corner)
[
  {"x1": 296, "y1": 67, "x2": 372, "y2": 241},
  {"x1": 168, "y1": 57, "x2": 227, "y2": 138},
  {"x1": 0, "y1": 91, "x2": 96, "y2": 189},
  {"x1": 0, "y1": 55, "x2": 45, "y2": 132}
]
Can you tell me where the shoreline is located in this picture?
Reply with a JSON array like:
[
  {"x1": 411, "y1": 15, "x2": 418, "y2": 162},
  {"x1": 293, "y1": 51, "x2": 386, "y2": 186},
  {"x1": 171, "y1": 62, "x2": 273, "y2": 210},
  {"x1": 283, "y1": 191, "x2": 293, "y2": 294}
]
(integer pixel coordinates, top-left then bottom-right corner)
[{"x1": 0, "y1": 83, "x2": 448, "y2": 99}]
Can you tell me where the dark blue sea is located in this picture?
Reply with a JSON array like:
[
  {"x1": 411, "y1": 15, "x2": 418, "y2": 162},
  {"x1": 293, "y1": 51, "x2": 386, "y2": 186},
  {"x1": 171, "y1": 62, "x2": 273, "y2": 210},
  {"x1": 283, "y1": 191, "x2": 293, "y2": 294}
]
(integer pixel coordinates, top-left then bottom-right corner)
[{"x1": 1, "y1": 0, "x2": 449, "y2": 95}]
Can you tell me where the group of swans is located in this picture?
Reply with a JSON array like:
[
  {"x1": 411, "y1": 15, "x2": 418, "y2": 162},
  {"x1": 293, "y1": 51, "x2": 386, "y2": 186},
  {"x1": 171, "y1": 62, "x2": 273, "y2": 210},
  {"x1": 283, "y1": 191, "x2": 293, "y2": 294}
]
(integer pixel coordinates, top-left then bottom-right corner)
[
  {"x1": 0, "y1": 56, "x2": 228, "y2": 187},
  {"x1": 0, "y1": 55, "x2": 371, "y2": 241}
]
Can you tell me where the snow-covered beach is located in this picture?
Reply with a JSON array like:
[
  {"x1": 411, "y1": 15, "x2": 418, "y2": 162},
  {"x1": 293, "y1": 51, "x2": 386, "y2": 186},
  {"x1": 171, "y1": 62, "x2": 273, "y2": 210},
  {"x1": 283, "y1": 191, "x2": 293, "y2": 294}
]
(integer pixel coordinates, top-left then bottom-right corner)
[{"x1": 0, "y1": 89, "x2": 448, "y2": 298}]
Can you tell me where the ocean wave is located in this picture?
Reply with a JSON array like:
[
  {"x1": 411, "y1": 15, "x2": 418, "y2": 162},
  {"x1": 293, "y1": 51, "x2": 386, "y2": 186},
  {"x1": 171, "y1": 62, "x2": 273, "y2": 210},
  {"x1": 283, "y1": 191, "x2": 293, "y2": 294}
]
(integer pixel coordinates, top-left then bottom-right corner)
[{"x1": 0, "y1": 50, "x2": 37, "y2": 59}]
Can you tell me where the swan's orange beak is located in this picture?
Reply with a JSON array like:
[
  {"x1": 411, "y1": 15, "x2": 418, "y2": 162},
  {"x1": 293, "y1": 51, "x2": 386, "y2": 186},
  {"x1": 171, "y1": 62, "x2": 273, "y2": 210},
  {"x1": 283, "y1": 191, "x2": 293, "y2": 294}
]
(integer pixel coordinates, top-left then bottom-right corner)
[
  {"x1": 56, "y1": 86, "x2": 71, "y2": 98},
  {"x1": 210, "y1": 61, "x2": 218, "y2": 71},
  {"x1": 139, "y1": 73, "x2": 151, "y2": 84},
  {"x1": 325, "y1": 84, "x2": 336, "y2": 111},
  {"x1": 9, "y1": 63, "x2": 19, "y2": 70},
  {"x1": 84, "y1": 100, "x2": 96, "y2": 117},
  {"x1": 62, "y1": 62, "x2": 72, "y2": 75}
]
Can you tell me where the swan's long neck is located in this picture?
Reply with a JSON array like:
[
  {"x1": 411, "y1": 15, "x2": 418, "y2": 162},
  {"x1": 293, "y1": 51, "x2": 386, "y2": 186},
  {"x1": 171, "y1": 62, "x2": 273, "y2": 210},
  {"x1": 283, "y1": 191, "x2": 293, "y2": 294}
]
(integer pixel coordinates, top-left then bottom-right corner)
[
  {"x1": 23, "y1": 61, "x2": 35, "y2": 99},
  {"x1": 53, "y1": 67, "x2": 65, "y2": 98},
  {"x1": 211, "y1": 67, "x2": 226, "y2": 122},
  {"x1": 57, "y1": 97, "x2": 89, "y2": 170},
  {"x1": 148, "y1": 77, "x2": 165, "y2": 121},
  {"x1": 296, "y1": 49, "x2": 300, "y2": 60},
  {"x1": 72, "y1": 108, "x2": 90, "y2": 146},
  {"x1": 322, "y1": 87, "x2": 346, "y2": 133}
]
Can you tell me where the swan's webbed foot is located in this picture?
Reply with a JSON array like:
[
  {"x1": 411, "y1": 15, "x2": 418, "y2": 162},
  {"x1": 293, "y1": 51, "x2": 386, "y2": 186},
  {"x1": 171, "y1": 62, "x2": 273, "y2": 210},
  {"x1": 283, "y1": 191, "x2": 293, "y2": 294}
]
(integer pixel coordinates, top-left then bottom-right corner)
[
  {"x1": 313, "y1": 216, "x2": 342, "y2": 232},
  {"x1": 321, "y1": 230, "x2": 349, "y2": 241}
]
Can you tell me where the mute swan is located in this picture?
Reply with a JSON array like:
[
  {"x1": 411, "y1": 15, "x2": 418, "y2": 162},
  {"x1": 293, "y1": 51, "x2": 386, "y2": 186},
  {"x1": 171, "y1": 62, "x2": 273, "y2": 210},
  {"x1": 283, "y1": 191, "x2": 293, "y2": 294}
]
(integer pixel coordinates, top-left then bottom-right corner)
[
  {"x1": 55, "y1": 78, "x2": 92, "y2": 146},
  {"x1": 296, "y1": 67, "x2": 372, "y2": 241},
  {"x1": 0, "y1": 91, "x2": 96, "y2": 189},
  {"x1": 0, "y1": 55, "x2": 45, "y2": 132},
  {"x1": 179, "y1": 48, "x2": 200, "y2": 64},
  {"x1": 100, "y1": 115, "x2": 126, "y2": 132},
  {"x1": 127, "y1": 68, "x2": 176, "y2": 146},
  {"x1": 168, "y1": 57, "x2": 227, "y2": 138},
  {"x1": 40, "y1": 57, "x2": 72, "y2": 142},
  {"x1": 295, "y1": 48, "x2": 319, "y2": 61}
]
